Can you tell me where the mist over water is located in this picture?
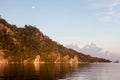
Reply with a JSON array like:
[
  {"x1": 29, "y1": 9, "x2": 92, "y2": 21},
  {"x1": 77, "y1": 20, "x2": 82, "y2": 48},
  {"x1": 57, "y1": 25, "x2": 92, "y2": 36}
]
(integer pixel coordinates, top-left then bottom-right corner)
[{"x1": 0, "y1": 63, "x2": 120, "y2": 80}]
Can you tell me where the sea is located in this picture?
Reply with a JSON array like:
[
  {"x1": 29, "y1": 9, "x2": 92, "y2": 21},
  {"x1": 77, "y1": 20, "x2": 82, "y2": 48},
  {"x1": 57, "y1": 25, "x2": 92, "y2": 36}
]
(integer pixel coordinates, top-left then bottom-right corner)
[{"x1": 0, "y1": 63, "x2": 120, "y2": 80}]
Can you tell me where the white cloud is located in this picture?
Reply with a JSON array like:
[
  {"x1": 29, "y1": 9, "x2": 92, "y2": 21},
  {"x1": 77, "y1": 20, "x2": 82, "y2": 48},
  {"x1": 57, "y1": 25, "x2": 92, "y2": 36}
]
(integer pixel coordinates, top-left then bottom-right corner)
[
  {"x1": 66, "y1": 43, "x2": 120, "y2": 61},
  {"x1": 101, "y1": 15, "x2": 112, "y2": 22},
  {"x1": 106, "y1": 0, "x2": 120, "y2": 11},
  {"x1": 93, "y1": 0, "x2": 120, "y2": 22},
  {"x1": 100, "y1": 11, "x2": 115, "y2": 22}
]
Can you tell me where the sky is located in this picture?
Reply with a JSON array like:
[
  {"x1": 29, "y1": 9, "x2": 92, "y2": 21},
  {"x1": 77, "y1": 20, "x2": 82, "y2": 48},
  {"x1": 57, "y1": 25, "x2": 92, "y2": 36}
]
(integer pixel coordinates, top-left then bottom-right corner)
[{"x1": 0, "y1": 0, "x2": 120, "y2": 53}]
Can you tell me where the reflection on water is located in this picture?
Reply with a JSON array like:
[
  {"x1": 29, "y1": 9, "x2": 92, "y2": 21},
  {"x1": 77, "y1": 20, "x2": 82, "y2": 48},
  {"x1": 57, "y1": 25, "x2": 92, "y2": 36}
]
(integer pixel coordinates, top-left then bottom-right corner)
[
  {"x1": 0, "y1": 63, "x2": 120, "y2": 80},
  {"x1": 0, "y1": 63, "x2": 78, "y2": 80},
  {"x1": 0, "y1": 63, "x2": 7, "y2": 79},
  {"x1": 34, "y1": 63, "x2": 40, "y2": 71}
]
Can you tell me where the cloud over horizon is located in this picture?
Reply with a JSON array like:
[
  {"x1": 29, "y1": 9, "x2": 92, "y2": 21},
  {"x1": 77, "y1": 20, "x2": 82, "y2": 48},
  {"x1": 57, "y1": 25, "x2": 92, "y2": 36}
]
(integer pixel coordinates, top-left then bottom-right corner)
[{"x1": 66, "y1": 43, "x2": 120, "y2": 62}]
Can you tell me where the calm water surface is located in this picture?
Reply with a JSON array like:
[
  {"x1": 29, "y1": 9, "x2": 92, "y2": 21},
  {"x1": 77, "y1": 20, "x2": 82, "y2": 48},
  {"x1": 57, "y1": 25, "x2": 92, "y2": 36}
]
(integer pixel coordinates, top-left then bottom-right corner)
[{"x1": 0, "y1": 63, "x2": 120, "y2": 80}]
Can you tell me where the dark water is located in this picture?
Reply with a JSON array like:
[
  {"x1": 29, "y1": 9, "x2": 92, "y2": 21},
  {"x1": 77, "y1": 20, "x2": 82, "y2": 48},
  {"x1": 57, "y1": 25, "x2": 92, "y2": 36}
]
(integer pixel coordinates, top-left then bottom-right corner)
[{"x1": 0, "y1": 63, "x2": 120, "y2": 80}]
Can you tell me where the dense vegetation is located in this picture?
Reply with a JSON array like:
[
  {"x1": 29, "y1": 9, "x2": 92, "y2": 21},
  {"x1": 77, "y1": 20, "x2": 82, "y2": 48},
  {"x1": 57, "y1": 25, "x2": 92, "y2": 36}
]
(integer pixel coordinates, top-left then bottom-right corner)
[{"x1": 0, "y1": 18, "x2": 111, "y2": 63}]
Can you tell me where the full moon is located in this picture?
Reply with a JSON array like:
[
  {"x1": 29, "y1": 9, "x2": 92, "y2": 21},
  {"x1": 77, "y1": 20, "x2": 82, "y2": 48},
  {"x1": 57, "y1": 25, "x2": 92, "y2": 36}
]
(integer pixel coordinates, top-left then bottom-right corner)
[{"x1": 32, "y1": 6, "x2": 35, "y2": 9}]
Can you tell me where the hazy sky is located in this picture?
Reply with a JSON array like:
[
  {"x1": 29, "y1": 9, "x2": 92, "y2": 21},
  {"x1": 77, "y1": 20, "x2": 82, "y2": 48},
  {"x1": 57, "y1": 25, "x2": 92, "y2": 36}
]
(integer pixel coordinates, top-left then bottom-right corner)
[{"x1": 0, "y1": 0, "x2": 120, "y2": 53}]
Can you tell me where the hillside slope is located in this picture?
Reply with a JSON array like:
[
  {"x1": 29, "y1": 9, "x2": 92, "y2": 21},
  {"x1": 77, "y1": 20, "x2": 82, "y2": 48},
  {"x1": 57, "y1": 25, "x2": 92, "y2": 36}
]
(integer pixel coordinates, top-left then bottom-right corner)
[{"x1": 0, "y1": 18, "x2": 111, "y2": 63}]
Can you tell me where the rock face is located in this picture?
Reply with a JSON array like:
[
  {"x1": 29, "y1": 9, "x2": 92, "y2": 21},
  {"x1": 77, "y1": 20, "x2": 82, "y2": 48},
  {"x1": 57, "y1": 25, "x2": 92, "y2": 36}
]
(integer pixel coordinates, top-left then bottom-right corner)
[
  {"x1": 0, "y1": 18, "x2": 111, "y2": 63},
  {"x1": 33, "y1": 55, "x2": 78, "y2": 63},
  {"x1": 34, "y1": 55, "x2": 41, "y2": 63},
  {"x1": 69, "y1": 56, "x2": 78, "y2": 64}
]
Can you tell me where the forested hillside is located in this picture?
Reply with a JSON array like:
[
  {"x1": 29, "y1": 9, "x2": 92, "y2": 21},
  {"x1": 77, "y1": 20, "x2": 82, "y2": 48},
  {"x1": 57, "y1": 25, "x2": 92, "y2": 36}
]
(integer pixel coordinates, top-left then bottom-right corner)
[{"x1": 0, "y1": 18, "x2": 111, "y2": 63}]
